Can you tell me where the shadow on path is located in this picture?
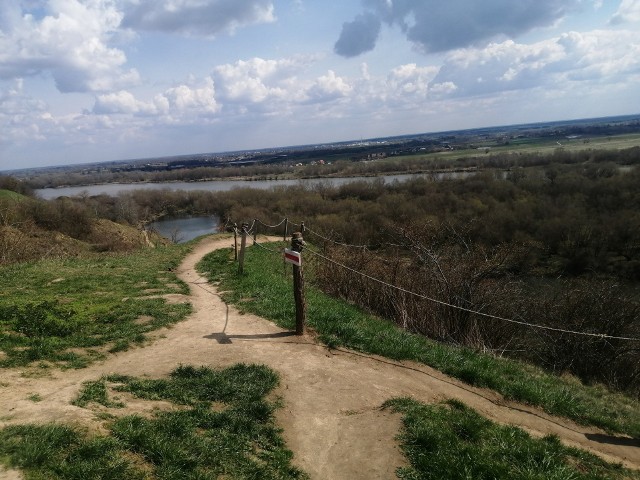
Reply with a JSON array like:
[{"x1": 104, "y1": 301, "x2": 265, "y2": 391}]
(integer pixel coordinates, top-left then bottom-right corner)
[
  {"x1": 204, "y1": 331, "x2": 297, "y2": 344},
  {"x1": 585, "y1": 433, "x2": 640, "y2": 448}
]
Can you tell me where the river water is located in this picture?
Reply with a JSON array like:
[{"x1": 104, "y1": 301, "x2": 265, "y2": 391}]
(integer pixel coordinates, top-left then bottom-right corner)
[
  {"x1": 35, "y1": 172, "x2": 475, "y2": 243},
  {"x1": 35, "y1": 172, "x2": 473, "y2": 200},
  {"x1": 148, "y1": 215, "x2": 219, "y2": 243}
]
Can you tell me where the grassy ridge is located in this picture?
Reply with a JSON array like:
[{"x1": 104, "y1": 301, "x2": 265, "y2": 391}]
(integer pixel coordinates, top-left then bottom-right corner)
[
  {"x1": 197, "y1": 242, "x2": 640, "y2": 438},
  {"x1": 0, "y1": 243, "x2": 192, "y2": 368},
  {"x1": 0, "y1": 189, "x2": 28, "y2": 201}
]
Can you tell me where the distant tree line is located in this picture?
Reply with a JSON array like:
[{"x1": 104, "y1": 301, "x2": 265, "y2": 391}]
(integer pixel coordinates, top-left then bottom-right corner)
[{"x1": 22, "y1": 145, "x2": 640, "y2": 189}]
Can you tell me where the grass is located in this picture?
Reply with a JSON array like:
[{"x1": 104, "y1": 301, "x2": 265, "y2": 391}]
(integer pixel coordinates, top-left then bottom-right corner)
[
  {"x1": 0, "y1": 189, "x2": 28, "y2": 201},
  {"x1": 423, "y1": 133, "x2": 640, "y2": 159},
  {"x1": 385, "y1": 397, "x2": 639, "y2": 479},
  {"x1": 73, "y1": 379, "x2": 125, "y2": 409},
  {"x1": 197, "y1": 242, "x2": 640, "y2": 438},
  {"x1": 0, "y1": 364, "x2": 307, "y2": 479},
  {"x1": 0, "y1": 243, "x2": 193, "y2": 368}
]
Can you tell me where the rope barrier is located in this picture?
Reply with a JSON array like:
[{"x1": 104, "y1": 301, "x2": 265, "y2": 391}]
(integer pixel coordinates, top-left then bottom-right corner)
[
  {"x1": 256, "y1": 218, "x2": 287, "y2": 229},
  {"x1": 304, "y1": 247, "x2": 640, "y2": 342},
  {"x1": 229, "y1": 216, "x2": 640, "y2": 341},
  {"x1": 252, "y1": 238, "x2": 283, "y2": 255},
  {"x1": 244, "y1": 219, "x2": 256, "y2": 235},
  {"x1": 304, "y1": 226, "x2": 373, "y2": 249}
]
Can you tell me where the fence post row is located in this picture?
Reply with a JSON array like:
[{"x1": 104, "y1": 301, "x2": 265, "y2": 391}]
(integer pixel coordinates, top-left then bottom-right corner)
[{"x1": 291, "y1": 231, "x2": 306, "y2": 335}]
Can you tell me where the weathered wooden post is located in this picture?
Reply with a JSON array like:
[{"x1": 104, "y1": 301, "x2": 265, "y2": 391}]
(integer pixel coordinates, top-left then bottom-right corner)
[
  {"x1": 233, "y1": 223, "x2": 238, "y2": 261},
  {"x1": 238, "y1": 222, "x2": 248, "y2": 274},
  {"x1": 253, "y1": 219, "x2": 258, "y2": 244},
  {"x1": 283, "y1": 218, "x2": 288, "y2": 242},
  {"x1": 291, "y1": 232, "x2": 306, "y2": 335}
]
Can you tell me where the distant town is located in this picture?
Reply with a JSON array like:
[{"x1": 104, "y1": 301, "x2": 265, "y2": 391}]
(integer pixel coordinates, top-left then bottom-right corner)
[{"x1": 6, "y1": 113, "x2": 640, "y2": 183}]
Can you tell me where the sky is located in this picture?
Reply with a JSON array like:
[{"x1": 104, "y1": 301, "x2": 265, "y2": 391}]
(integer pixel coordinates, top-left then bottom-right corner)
[{"x1": 1, "y1": 0, "x2": 640, "y2": 169}]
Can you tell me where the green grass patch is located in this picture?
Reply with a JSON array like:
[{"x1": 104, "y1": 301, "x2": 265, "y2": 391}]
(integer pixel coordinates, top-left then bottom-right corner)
[
  {"x1": 0, "y1": 364, "x2": 306, "y2": 479},
  {"x1": 385, "y1": 397, "x2": 638, "y2": 479},
  {"x1": 73, "y1": 379, "x2": 125, "y2": 409},
  {"x1": 0, "y1": 189, "x2": 28, "y2": 201},
  {"x1": 0, "y1": 243, "x2": 193, "y2": 368},
  {"x1": 0, "y1": 424, "x2": 142, "y2": 479},
  {"x1": 197, "y1": 243, "x2": 640, "y2": 438}
]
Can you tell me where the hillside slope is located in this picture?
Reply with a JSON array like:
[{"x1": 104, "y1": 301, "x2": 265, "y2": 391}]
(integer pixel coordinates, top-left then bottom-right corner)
[{"x1": 0, "y1": 236, "x2": 637, "y2": 480}]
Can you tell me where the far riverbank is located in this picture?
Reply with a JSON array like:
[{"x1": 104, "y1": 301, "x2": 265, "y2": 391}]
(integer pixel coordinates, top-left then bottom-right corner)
[{"x1": 35, "y1": 171, "x2": 475, "y2": 200}]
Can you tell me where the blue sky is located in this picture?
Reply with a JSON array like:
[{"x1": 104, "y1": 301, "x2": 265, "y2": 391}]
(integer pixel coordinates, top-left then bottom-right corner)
[{"x1": 1, "y1": 0, "x2": 639, "y2": 169}]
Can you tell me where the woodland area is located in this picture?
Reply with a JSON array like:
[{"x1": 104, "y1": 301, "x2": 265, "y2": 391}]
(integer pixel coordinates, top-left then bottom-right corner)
[{"x1": 2, "y1": 147, "x2": 640, "y2": 396}]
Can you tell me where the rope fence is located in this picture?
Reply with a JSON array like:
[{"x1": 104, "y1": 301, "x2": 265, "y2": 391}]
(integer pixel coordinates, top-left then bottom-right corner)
[{"x1": 229, "y1": 215, "x2": 640, "y2": 342}]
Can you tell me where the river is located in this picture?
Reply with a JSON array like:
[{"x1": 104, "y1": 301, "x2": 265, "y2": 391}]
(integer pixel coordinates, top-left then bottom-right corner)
[
  {"x1": 148, "y1": 215, "x2": 220, "y2": 243},
  {"x1": 35, "y1": 172, "x2": 474, "y2": 200},
  {"x1": 35, "y1": 172, "x2": 475, "y2": 243}
]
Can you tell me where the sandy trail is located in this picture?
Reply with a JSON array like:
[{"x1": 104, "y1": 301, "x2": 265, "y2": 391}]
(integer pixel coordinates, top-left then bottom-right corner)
[{"x1": 1, "y1": 236, "x2": 638, "y2": 479}]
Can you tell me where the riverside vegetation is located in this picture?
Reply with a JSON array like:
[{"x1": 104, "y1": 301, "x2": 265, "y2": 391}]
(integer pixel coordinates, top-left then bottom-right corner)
[
  {"x1": 90, "y1": 153, "x2": 640, "y2": 396},
  {"x1": 2, "y1": 150, "x2": 640, "y2": 393},
  {"x1": 1, "y1": 145, "x2": 639, "y2": 478}
]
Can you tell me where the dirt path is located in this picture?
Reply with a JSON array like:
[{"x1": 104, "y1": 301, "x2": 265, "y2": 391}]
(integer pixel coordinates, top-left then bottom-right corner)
[{"x1": 1, "y1": 236, "x2": 639, "y2": 479}]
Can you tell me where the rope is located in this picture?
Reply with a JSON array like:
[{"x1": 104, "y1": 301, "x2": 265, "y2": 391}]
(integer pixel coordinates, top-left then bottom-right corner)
[
  {"x1": 304, "y1": 247, "x2": 640, "y2": 342},
  {"x1": 252, "y1": 240, "x2": 282, "y2": 255},
  {"x1": 304, "y1": 226, "x2": 375, "y2": 249},
  {"x1": 256, "y1": 218, "x2": 287, "y2": 229},
  {"x1": 244, "y1": 219, "x2": 256, "y2": 234},
  {"x1": 252, "y1": 235, "x2": 284, "y2": 254},
  {"x1": 225, "y1": 217, "x2": 640, "y2": 341}
]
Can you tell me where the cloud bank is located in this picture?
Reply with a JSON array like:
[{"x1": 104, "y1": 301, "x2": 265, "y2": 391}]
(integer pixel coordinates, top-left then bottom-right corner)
[
  {"x1": 120, "y1": 0, "x2": 276, "y2": 37},
  {"x1": 610, "y1": 0, "x2": 640, "y2": 24},
  {"x1": 0, "y1": 0, "x2": 277, "y2": 93},
  {"x1": 1, "y1": 0, "x2": 639, "y2": 167},
  {"x1": 0, "y1": 0, "x2": 138, "y2": 92},
  {"x1": 335, "y1": 0, "x2": 582, "y2": 56}
]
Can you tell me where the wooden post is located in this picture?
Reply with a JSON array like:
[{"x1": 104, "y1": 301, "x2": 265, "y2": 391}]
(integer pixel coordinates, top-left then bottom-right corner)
[
  {"x1": 253, "y1": 219, "x2": 257, "y2": 244},
  {"x1": 233, "y1": 223, "x2": 238, "y2": 261},
  {"x1": 238, "y1": 223, "x2": 248, "y2": 274},
  {"x1": 291, "y1": 232, "x2": 306, "y2": 335},
  {"x1": 283, "y1": 218, "x2": 288, "y2": 242}
]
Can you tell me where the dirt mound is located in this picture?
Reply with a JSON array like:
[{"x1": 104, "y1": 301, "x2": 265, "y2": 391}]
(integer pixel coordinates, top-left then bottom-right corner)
[
  {"x1": 87, "y1": 219, "x2": 168, "y2": 252},
  {"x1": 0, "y1": 218, "x2": 166, "y2": 265}
]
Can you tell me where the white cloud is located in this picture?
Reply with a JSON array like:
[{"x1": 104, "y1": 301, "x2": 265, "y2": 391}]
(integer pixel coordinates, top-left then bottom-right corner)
[
  {"x1": 0, "y1": 79, "x2": 49, "y2": 144},
  {"x1": 305, "y1": 70, "x2": 352, "y2": 102},
  {"x1": 120, "y1": 0, "x2": 276, "y2": 37},
  {"x1": 0, "y1": 0, "x2": 139, "y2": 93},
  {"x1": 93, "y1": 90, "x2": 147, "y2": 114},
  {"x1": 213, "y1": 57, "x2": 311, "y2": 104},
  {"x1": 161, "y1": 77, "x2": 220, "y2": 114},
  {"x1": 387, "y1": 63, "x2": 439, "y2": 98},
  {"x1": 431, "y1": 29, "x2": 640, "y2": 97},
  {"x1": 93, "y1": 77, "x2": 220, "y2": 117},
  {"x1": 610, "y1": 0, "x2": 640, "y2": 24}
]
